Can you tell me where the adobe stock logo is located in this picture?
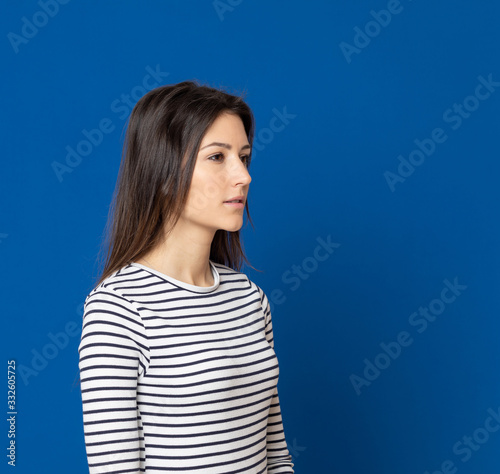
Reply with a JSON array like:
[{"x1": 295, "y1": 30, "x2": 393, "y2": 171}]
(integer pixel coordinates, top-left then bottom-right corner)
[
  {"x1": 52, "y1": 65, "x2": 170, "y2": 182},
  {"x1": 384, "y1": 74, "x2": 500, "y2": 192},
  {"x1": 7, "y1": 0, "x2": 71, "y2": 54},
  {"x1": 267, "y1": 235, "x2": 340, "y2": 314},
  {"x1": 213, "y1": 0, "x2": 243, "y2": 21},
  {"x1": 17, "y1": 302, "x2": 83, "y2": 385},
  {"x1": 424, "y1": 405, "x2": 500, "y2": 474},
  {"x1": 288, "y1": 438, "x2": 307, "y2": 463},
  {"x1": 339, "y1": 0, "x2": 405, "y2": 64},
  {"x1": 251, "y1": 107, "x2": 297, "y2": 161},
  {"x1": 350, "y1": 277, "x2": 467, "y2": 395}
]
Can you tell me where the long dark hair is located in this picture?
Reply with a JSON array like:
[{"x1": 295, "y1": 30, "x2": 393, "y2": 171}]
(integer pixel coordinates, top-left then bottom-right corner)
[{"x1": 94, "y1": 80, "x2": 259, "y2": 288}]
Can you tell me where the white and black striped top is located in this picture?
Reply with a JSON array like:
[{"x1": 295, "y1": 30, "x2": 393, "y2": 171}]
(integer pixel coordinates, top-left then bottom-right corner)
[{"x1": 78, "y1": 260, "x2": 294, "y2": 473}]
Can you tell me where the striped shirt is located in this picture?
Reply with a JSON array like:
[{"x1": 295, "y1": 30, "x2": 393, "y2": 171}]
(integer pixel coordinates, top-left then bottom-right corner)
[{"x1": 78, "y1": 260, "x2": 294, "y2": 473}]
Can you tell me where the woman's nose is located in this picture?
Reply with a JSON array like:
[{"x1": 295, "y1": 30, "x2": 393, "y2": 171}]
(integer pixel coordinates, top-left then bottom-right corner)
[{"x1": 228, "y1": 156, "x2": 252, "y2": 185}]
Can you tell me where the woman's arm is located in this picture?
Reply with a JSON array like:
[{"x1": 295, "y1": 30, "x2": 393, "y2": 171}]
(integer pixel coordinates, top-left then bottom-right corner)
[
  {"x1": 266, "y1": 387, "x2": 295, "y2": 473},
  {"x1": 78, "y1": 287, "x2": 149, "y2": 473},
  {"x1": 259, "y1": 286, "x2": 295, "y2": 473}
]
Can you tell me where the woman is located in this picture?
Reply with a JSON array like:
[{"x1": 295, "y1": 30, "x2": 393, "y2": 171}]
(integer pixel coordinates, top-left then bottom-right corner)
[{"x1": 78, "y1": 80, "x2": 295, "y2": 473}]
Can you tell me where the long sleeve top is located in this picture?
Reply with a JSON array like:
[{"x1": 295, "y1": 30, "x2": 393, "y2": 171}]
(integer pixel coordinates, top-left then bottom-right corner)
[{"x1": 78, "y1": 260, "x2": 294, "y2": 473}]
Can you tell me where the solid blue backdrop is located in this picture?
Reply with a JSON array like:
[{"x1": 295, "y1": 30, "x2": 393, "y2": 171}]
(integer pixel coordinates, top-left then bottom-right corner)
[{"x1": 2, "y1": 1, "x2": 500, "y2": 473}]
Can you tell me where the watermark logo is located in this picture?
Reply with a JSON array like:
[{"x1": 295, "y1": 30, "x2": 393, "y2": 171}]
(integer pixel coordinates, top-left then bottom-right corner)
[
  {"x1": 213, "y1": 0, "x2": 243, "y2": 21},
  {"x1": 350, "y1": 277, "x2": 467, "y2": 395},
  {"x1": 52, "y1": 64, "x2": 170, "y2": 182},
  {"x1": 424, "y1": 405, "x2": 500, "y2": 473},
  {"x1": 289, "y1": 437, "x2": 307, "y2": 463},
  {"x1": 339, "y1": 0, "x2": 404, "y2": 64},
  {"x1": 251, "y1": 107, "x2": 297, "y2": 161},
  {"x1": 384, "y1": 74, "x2": 500, "y2": 192},
  {"x1": 7, "y1": 0, "x2": 71, "y2": 54},
  {"x1": 267, "y1": 235, "x2": 340, "y2": 314},
  {"x1": 17, "y1": 302, "x2": 83, "y2": 385}
]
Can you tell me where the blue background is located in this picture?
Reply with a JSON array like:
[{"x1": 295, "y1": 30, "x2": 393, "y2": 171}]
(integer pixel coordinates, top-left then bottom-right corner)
[{"x1": 2, "y1": 1, "x2": 500, "y2": 473}]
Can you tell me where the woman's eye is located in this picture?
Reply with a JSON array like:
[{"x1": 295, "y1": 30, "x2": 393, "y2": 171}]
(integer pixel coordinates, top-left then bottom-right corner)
[
  {"x1": 208, "y1": 153, "x2": 224, "y2": 162},
  {"x1": 208, "y1": 153, "x2": 250, "y2": 166}
]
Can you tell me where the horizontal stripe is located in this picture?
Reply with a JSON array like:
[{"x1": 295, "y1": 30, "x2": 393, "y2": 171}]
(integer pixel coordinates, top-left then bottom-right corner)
[{"x1": 79, "y1": 261, "x2": 293, "y2": 473}]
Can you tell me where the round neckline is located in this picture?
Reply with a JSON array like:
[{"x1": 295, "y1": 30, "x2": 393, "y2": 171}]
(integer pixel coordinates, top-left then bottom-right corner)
[{"x1": 129, "y1": 260, "x2": 220, "y2": 293}]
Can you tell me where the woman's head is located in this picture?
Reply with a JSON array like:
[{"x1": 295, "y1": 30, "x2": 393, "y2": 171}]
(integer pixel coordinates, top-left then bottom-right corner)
[
  {"x1": 95, "y1": 80, "x2": 257, "y2": 286},
  {"x1": 182, "y1": 110, "x2": 252, "y2": 234}
]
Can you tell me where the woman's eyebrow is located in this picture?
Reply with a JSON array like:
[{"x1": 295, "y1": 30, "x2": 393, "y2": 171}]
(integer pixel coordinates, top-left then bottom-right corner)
[{"x1": 200, "y1": 142, "x2": 251, "y2": 151}]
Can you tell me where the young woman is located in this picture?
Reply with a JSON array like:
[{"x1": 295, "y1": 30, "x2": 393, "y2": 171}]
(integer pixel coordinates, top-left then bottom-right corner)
[{"x1": 78, "y1": 81, "x2": 295, "y2": 473}]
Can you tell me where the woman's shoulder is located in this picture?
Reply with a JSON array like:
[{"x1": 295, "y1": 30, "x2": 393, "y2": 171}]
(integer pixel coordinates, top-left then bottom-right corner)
[
  {"x1": 211, "y1": 261, "x2": 262, "y2": 289},
  {"x1": 214, "y1": 262, "x2": 270, "y2": 300},
  {"x1": 84, "y1": 264, "x2": 141, "y2": 306}
]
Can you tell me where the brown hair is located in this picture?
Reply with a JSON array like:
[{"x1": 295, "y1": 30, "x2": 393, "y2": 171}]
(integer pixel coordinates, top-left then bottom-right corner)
[{"x1": 93, "y1": 80, "x2": 259, "y2": 288}]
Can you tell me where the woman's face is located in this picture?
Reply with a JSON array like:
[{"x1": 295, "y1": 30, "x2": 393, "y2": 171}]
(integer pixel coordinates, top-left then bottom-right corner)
[{"x1": 181, "y1": 112, "x2": 252, "y2": 234}]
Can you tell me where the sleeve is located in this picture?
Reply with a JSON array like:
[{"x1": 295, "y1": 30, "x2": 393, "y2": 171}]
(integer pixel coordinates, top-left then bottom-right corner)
[
  {"x1": 260, "y1": 287, "x2": 295, "y2": 473},
  {"x1": 78, "y1": 286, "x2": 150, "y2": 473}
]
